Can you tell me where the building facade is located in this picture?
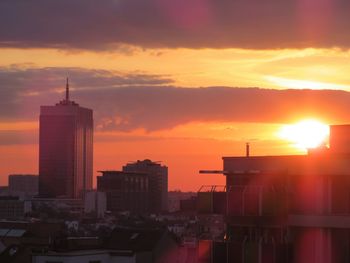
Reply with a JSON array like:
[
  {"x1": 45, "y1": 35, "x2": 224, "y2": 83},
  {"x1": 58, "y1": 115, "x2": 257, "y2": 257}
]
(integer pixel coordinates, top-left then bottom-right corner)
[
  {"x1": 123, "y1": 159, "x2": 168, "y2": 212},
  {"x1": 199, "y1": 124, "x2": 350, "y2": 263},
  {"x1": 0, "y1": 196, "x2": 31, "y2": 219},
  {"x1": 39, "y1": 80, "x2": 93, "y2": 199},
  {"x1": 84, "y1": 190, "x2": 107, "y2": 218},
  {"x1": 97, "y1": 171, "x2": 149, "y2": 214},
  {"x1": 8, "y1": 174, "x2": 38, "y2": 196}
]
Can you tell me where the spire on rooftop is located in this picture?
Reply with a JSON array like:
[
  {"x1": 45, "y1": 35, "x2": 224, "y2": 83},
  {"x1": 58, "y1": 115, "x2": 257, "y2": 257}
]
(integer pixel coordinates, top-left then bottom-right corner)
[
  {"x1": 66, "y1": 77, "x2": 70, "y2": 101},
  {"x1": 57, "y1": 77, "x2": 78, "y2": 106}
]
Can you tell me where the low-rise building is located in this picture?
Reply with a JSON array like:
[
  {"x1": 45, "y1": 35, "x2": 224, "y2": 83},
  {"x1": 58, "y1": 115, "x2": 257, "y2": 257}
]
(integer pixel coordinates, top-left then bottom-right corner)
[
  {"x1": 84, "y1": 190, "x2": 107, "y2": 218},
  {"x1": 0, "y1": 197, "x2": 31, "y2": 220},
  {"x1": 8, "y1": 175, "x2": 38, "y2": 198}
]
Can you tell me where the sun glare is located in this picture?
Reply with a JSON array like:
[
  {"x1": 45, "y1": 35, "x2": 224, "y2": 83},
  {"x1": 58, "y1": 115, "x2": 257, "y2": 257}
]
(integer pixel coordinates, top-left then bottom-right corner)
[{"x1": 278, "y1": 120, "x2": 329, "y2": 150}]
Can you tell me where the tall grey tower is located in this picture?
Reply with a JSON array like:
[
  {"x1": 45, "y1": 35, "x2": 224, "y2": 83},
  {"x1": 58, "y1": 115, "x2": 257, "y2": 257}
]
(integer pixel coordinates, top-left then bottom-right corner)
[{"x1": 39, "y1": 79, "x2": 93, "y2": 198}]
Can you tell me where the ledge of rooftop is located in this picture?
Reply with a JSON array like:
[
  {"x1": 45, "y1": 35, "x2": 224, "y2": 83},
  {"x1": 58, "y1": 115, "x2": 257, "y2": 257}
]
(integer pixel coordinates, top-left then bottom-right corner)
[{"x1": 97, "y1": 171, "x2": 149, "y2": 175}]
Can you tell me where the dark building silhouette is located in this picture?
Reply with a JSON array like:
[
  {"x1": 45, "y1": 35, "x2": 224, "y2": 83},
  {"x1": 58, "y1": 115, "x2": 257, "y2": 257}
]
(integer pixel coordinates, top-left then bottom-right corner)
[
  {"x1": 199, "y1": 124, "x2": 350, "y2": 263},
  {"x1": 30, "y1": 227, "x2": 180, "y2": 263},
  {"x1": 0, "y1": 196, "x2": 30, "y2": 219},
  {"x1": 97, "y1": 171, "x2": 149, "y2": 213},
  {"x1": 39, "y1": 79, "x2": 93, "y2": 198},
  {"x1": 8, "y1": 174, "x2": 38, "y2": 195},
  {"x1": 123, "y1": 159, "x2": 168, "y2": 212}
]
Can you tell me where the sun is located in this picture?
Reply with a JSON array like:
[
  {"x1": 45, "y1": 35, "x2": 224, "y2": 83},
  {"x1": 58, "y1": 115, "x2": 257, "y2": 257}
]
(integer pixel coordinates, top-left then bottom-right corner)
[{"x1": 278, "y1": 119, "x2": 329, "y2": 150}]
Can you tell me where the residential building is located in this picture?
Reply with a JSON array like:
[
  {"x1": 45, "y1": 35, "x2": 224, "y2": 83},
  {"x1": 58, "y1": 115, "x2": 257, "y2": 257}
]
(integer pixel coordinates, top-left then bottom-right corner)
[
  {"x1": 168, "y1": 191, "x2": 197, "y2": 213},
  {"x1": 84, "y1": 190, "x2": 107, "y2": 218},
  {"x1": 123, "y1": 159, "x2": 168, "y2": 212},
  {"x1": 199, "y1": 124, "x2": 350, "y2": 263},
  {"x1": 0, "y1": 196, "x2": 31, "y2": 219},
  {"x1": 39, "y1": 79, "x2": 93, "y2": 198},
  {"x1": 8, "y1": 174, "x2": 38, "y2": 197},
  {"x1": 97, "y1": 171, "x2": 149, "y2": 214}
]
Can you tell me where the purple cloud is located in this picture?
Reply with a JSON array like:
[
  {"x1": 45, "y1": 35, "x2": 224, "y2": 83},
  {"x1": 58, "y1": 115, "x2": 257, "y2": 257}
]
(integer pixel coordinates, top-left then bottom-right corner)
[
  {"x1": 0, "y1": 0, "x2": 349, "y2": 50},
  {"x1": 1, "y1": 66, "x2": 350, "y2": 133}
]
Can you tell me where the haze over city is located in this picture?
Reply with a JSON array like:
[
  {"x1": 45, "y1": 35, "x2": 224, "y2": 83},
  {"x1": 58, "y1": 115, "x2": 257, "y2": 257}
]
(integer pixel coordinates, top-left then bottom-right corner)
[{"x1": 1, "y1": 0, "x2": 350, "y2": 191}]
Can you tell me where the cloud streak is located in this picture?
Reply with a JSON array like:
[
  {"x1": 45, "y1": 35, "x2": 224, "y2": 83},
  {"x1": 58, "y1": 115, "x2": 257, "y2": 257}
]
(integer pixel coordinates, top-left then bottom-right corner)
[
  {"x1": 2, "y1": 66, "x2": 350, "y2": 132},
  {"x1": 0, "y1": 0, "x2": 350, "y2": 50}
]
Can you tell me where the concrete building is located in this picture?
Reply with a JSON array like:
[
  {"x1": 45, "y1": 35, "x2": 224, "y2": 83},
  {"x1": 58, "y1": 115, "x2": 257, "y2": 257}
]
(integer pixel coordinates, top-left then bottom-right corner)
[
  {"x1": 39, "y1": 79, "x2": 93, "y2": 199},
  {"x1": 0, "y1": 197, "x2": 31, "y2": 219},
  {"x1": 97, "y1": 171, "x2": 149, "y2": 214},
  {"x1": 84, "y1": 190, "x2": 107, "y2": 218},
  {"x1": 8, "y1": 174, "x2": 38, "y2": 197},
  {"x1": 199, "y1": 124, "x2": 350, "y2": 263},
  {"x1": 123, "y1": 159, "x2": 168, "y2": 212}
]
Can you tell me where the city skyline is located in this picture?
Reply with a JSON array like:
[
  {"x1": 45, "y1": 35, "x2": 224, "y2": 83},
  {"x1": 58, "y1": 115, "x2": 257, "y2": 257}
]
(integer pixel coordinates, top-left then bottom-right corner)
[{"x1": 2, "y1": 1, "x2": 350, "y2": 191}]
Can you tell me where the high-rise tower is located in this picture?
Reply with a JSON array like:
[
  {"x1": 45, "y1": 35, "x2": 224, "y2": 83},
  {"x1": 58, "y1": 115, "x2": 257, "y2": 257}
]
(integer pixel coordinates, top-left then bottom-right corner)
[{"x1": 39, "y1": 79, "x2": 93, "y2": 198}]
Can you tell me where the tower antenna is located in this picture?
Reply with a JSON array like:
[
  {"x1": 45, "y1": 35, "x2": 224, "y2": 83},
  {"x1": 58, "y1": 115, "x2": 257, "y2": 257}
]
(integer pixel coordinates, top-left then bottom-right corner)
[{"x1": 66, "y1": 77, "x2": 69, "y2": 101}]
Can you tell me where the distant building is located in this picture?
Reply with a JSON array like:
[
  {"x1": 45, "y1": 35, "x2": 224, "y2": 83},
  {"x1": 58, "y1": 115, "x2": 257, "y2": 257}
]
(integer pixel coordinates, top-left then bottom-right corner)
[
  {"x1": 0, "y1": 196, "x2": 31, "y2": 219},
  {"x1": 97, "y1": 171, "x2": 149, "y2": 214},
  {"x1": 8, "y1": 174, "x2": 38, "y2": 197},
  {"x1": 123, "y1": 159, "x2": 168, "y2": 212},
  {"x1": 0, "y1": 186, "x2": 9, "y2": 196},
  {"x1": 84, "y1": 190, "x2": 107, "y2": 218},
  {"x1": 199, "y1": 124, "x2": 350, "y2": 263},
  {"x1": 39, "y1": 79, "x2": 93, "y2": 199},
  {"x1": 180, "y1": 196, "x2": 197, "y2": 212},
  {"x1": 168, "y1": 191, "x2": 197, "y2": 213}
]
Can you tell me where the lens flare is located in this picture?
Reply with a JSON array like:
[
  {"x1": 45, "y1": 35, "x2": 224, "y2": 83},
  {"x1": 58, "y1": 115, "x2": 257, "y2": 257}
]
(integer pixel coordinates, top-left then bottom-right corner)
[{"x1": 278, "y1": 119, "x2": 329, "y2": 150}]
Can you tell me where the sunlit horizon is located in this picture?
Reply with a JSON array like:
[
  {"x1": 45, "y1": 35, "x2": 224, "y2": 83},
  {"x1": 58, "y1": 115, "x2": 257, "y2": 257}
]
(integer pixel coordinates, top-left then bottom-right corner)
[
  {"x1": 1, "y1": 1, "x2": 350, "y2": 191},
  {"x1": 278, "y1": 119, "x2": 330, "y2": 151}
]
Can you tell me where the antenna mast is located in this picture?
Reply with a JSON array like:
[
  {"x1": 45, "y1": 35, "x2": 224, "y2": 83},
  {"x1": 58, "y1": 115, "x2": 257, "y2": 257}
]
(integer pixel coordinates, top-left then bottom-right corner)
[{"x1": 66, "y1": 77, "x2": 69, "y2": 101}]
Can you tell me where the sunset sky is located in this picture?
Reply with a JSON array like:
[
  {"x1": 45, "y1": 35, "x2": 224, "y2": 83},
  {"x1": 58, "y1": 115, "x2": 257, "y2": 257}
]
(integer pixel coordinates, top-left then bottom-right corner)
[{"x1": 1, "y1": 0, "x2": 350, "y2": 190}]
